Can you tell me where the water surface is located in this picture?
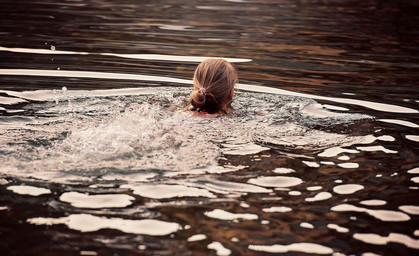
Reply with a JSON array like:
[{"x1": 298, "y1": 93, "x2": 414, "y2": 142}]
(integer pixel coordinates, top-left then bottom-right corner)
[{"x1": 0, "y1": 0, "x2": 418, "y2": 255}]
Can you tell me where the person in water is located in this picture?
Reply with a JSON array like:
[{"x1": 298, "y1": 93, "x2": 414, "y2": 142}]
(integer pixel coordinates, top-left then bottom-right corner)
[{"x1": 189, "y1": 58, "x2": 238, "y2": 114}]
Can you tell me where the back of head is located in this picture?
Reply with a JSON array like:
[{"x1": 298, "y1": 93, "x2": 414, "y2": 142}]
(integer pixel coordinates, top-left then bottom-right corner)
[{"x1": 189, "y1": 58, "x2": 238, "y2": 112}]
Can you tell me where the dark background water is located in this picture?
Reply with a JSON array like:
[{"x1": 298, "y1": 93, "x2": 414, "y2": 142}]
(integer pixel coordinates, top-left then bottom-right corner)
[{"x1": 0, "y1": 0, "x2": 418, "y2": 255}]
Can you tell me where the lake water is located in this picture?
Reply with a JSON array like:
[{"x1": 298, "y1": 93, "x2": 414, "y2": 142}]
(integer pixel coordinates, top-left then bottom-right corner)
[{"x1": 0, "y1": 0, "x2": 418, "y2": 255}]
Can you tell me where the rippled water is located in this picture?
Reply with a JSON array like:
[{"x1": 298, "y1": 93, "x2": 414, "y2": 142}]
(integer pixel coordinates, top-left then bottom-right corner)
[{"x1": 0, "y1": 0, "x2": 418, "y2": 255}]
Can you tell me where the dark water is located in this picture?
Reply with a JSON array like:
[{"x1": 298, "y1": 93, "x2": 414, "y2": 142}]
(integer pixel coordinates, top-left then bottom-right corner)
[{"x1": 0, "y1": 0, "x2": 418, "y2": 255}]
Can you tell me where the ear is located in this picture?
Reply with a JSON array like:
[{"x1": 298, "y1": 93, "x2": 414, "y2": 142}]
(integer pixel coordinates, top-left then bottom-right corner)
[
  {"x1": 222, "y1": 89, "x2": 234, "y2": 110},
  {"x1": 228, "y1": 88, "x2": 234, "y2": 101}
]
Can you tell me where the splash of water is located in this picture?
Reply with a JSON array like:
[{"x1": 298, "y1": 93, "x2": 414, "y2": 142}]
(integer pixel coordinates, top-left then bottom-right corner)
[{"x1": 0, "y1": 87, "x2": 372, "y2": 184}]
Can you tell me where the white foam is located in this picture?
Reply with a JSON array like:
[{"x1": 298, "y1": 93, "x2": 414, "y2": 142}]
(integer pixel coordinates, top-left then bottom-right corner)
[
  {"x1": 0, "y1": 87, "x2": 379, "y2": 186},
  {"x1": 248, "y1": 176, "x2": 303, "y2": 188},
  {"x1": 331, "y1": 204, "x2": 410, "y2": 222},
  {"x1": 204, "y1": 209, "x2": 258, "y2": 221},
  {"x1": 200, "y1": 180, "x2": 272, "y2": 194},
  {"x1": 360, "y1": 200, "x2": 386, "y2": 206},
  {"x1": 257, "y1": 123, "x2": 365, "y2": 149},
  {"x1": 307, "y1": 186, "x2": 322, "y2": 191},
  {"x1": 0, "y1": 96, "x2": 28, "y2": 105},
  {"x1": 238, "y1": 83, "x2": 418, "y2": 114},
  {"x1": 289, "y1": 191, "x2": 302, "y2": 196},
  {"x1": 365, "y1": 209, "x2": 411, "y2": 222},
  {"x1": 0, "y1": 46, "x2": 251, "y2": 63},
  {"x1": 263, "y1": 196, "x2": 284, "y2": 200},
  {"x1": 333, "y1": 184, "x2": 364, "y2": 194},
  {"x1": 273, "y1": 167, "x2": 296, "y2": 174},
  {"x1": 406, "y1": 135, "x2": 419, "y2": 142},
  {"x1": 353, "y1": 232, "x2": 419, "y2": 249},
  {"x1": 249, "y1": 242, "x2": 334, "y2": 254},
  {"x1": 408, "y1": 167, "x2": 419, "y2": 174},
  {"x1": 327, "y1": 223, "x2": 349, "y2": 233},
  {"x1": 356, "y1": 146, "x2": 398, "y2": 154},
  {"x1": 321, "y1": 104, "x2": 349, "y2": 111},
  {"x1": 80, "y1": 251, "x2": 97, "y2": 256},
  {"x1": 377, "y1": 135, "x2": 395, "y2": 142},
  {"x1": 378, "y1": 119, "x2": 419, "y2": 128},
  {"x1": 158, "y1": 24, "x2": 192, "y2": 31},
  {"x1": 240, "y1": 202, "x2": 250, "y2": 208},
  {"x1": 0, "y1": 103, "x2": 221, "y2": 176},
  {"x1": 121, "y1": 184, "x2": 216, "y2": 199},
  {"x1": 302, "y1": 104, "x2": 348, "y2": 118},
  {"x1": 10, "y1": 171, "x2": 92, "y2": 185},
  {"x1": 338, "y1": 155, "x2": 350, "y2": 160},
  {"x1": 60, "y1": 192, "x2": 135, "y2": 208},
  {"x1": 305, "y1": 192, "x2": 332, "y2": 202},
  {"x1": 7, "y1": 185, "x2": 51, "y2": 196},
  {"x1": 27, "y1": 214, "x2": 180, "y2": 236},
  {"x1": 222, "y1": 143, "x2": 269, "y2": 155},
  {"x1": 1, "y1": 87, "x2": 154, "y2": 102},
  {"x1": 103, "y1": 53, "x2": 251, "y2": 63},
  {"x1": 207, "y1": 242, "x2": 232, "y2": 256},
  {"x1": 302, "y1": 161, "x2": 320, "y2": 168},
  {"x1": 187, "y1": 234, "x2": 207, "y2": 242},
  {"x1": 0, "y1": 46, "x2": 89, "y2": 55},
  {"x1": 399, "y1": 205, "x2": 419, "y2": 215},
  {"x1": 262, "y1": 206, "x2": 292, "y2": 213},
  {"x1": 101, "y1": 172, "x2": 156, "y2": 182},
  {"x1": 319, "y1": 147, "x2": 359, "y2": 157},
  {"x1": 300, "y1": 222, "x2": 314, "y2": 229},
  {"x1": 337, "y1": 163, "x2": 359, "y2": 168},
  {"x1": 361, "y1": 252, "x2": 381, "y2": 256},
  {"x1": 231, "y1": 237, "x2": 239, "y2": 242},
  {"x1": 163, "y1": 165, "x2": 244, "y2": 177},
  {"x1": 0, "y1": 69, "x2": 192, "y2": 85}
]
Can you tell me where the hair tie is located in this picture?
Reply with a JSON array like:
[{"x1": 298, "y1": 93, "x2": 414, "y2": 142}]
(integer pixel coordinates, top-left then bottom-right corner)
[{"x1": 200, "y1": 87, "x2": 206, "y2": 94}]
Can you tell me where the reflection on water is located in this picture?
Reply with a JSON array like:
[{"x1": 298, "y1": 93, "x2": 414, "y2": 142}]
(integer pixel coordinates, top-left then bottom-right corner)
[
  {"x1": 7, "y1": 185, "x2": 52, "y2": 196},
  {"x1": 249, "y1": 242, "x2": 334, "y2": 254},
  {"x1": 0, "y1": 0, "x2": 418, "y2": 255},
  {"x1": 28, "y1": 214, "x2": 181, "y2": 236}
]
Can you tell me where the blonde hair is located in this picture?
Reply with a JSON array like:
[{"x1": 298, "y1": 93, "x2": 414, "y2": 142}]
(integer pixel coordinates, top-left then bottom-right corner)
[{"x1": 189, "y1": 58, "x2": 238, "y2": 112}]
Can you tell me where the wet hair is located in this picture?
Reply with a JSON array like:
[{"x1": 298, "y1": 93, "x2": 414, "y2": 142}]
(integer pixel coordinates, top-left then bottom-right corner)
[{"x1": 189, "y1": 58, "x2": 238, "y2": 113}]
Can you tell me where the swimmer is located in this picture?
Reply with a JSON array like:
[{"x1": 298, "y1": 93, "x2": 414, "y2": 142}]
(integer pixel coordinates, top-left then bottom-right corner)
[{"x1": 189, "y1": 58, "x2": 238, "y2": 114}]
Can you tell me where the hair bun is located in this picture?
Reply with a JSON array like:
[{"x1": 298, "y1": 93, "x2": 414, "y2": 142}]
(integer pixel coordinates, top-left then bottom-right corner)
[{"x1": 189, "y1": 88, "x2": 206, "y2": 109}]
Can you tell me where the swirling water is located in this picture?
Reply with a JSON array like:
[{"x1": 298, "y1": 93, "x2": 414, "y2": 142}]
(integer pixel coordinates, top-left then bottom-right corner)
[{"x1": 0, "y1": 0, "x2": 418, "y2": 255}]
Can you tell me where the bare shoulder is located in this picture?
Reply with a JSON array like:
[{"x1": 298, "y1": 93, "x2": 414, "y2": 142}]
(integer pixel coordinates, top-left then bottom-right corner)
[{"x1": 190, "y1": 108, "x2": 235, "y2": 117}]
